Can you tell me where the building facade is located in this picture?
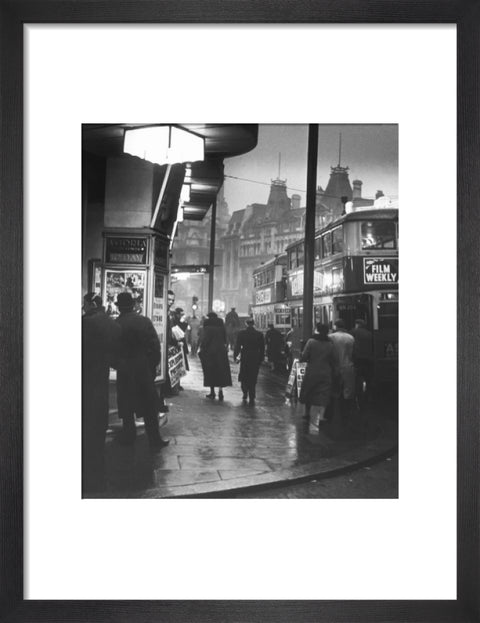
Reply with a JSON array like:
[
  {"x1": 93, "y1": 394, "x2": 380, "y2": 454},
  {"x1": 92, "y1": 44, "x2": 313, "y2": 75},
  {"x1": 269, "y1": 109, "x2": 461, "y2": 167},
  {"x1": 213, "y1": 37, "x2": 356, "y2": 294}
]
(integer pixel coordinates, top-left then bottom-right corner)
[{"x1": 171, "y1": 161, "x2": 379, "y2": 316}]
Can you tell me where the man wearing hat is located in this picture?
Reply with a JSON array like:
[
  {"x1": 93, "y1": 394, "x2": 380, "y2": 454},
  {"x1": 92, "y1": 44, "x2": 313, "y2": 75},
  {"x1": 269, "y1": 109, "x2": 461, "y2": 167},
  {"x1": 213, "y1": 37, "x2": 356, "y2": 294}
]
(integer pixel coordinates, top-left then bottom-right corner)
[
  {"x1": 82, "y1": 292, "x2": 121, "y2": 494},
  {"x1": 115, "y1": 292, "x2": 169, "y2": 449},
  {"x1": 233, "y1": 318, "x2": 264, "y2": 406}
]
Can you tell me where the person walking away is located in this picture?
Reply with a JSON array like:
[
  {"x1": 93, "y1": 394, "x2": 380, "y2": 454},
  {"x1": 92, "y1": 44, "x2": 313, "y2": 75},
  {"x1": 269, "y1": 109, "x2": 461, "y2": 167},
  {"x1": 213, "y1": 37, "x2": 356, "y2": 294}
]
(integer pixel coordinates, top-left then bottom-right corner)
[
  {"x1": 188, "y1": 313, "x2": 201, "y2": 356},
  {"x1": 265, "y1": 323, "x2": 285, "y2": 372},
  {"x1": 225, "y1": 307, "x2": 241, "y2": 353},
  {"x1": 198, "y1": 311, "x2": 232, "y2": 401},
  {"x1": 351, "y1": 318, "x2": 374, "y2": 408},
  {"x1": 82, "y1": 293, "x2": 121, "y2": 494},
  {"x1": 285, "y1": 327, "x2": 294, "y2": 372},
  {"x1": 299, "y1": 323, "x2": 337, "y2": 434},
  {"x1": 329, "y1": 318, "x2": 356, "y2": 425},
  {"x1": 115, "y1": 292, "x2": 169, "y2": 450},
  {"x1": 234, "y1": 318, "x2": 265, "y2": 406}
]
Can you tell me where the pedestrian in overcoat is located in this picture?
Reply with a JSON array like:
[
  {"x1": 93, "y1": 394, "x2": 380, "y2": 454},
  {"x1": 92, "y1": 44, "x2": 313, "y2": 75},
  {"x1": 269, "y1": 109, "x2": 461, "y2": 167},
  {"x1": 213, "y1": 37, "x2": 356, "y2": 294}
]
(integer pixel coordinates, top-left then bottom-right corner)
[
  {"x1": 82, "y1": 293, "x2": 121, "y2": 494},
  {"x1": 265, "y1": 323, "x2": 285, "y2": 372},
  {"x1": 115, "y1": 292, "x2": 169, "y2": 450},
  {"x1": 234, "y1": 318, "x2": 265, "y2": 406},
  {"x1": 299, "y1": 323, "x2": 338, "y2": 433},
  {"x1": 198, "y1": 311, "x2": 232, "y2": 400}
]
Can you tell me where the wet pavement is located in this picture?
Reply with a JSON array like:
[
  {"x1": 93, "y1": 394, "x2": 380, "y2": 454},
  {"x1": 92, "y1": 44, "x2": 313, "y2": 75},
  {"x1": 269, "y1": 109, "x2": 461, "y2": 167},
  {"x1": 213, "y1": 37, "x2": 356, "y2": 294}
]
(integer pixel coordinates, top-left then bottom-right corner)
[{"x1": 95, "y1": 354, "x2": 398, "y2": 498}]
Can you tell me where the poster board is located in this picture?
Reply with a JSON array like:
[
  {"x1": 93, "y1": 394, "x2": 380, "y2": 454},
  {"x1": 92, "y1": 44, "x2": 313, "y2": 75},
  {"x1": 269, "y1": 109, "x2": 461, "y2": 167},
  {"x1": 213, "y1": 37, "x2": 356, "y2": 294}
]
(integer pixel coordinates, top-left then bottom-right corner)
[
  {"x1": 152, "y1": 270, "x2": 167, "y2": 381},
  {"x1": 296, "y1": 361, "x2": 307, "y2": 395},
  {"x1": 285, "y1": 358, "x2": 298, "y2": 398},
  {"x1": 168, "y1": 344, "x2": 186, "y2": 388},
  {"x1": 103, "y1": 269, "x2": 146, "y2": 317}
]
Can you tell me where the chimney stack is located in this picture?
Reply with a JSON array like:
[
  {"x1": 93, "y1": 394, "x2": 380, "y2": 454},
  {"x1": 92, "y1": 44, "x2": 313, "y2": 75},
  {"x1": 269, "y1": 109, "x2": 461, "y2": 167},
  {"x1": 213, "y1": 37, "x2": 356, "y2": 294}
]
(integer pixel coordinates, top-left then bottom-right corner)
[
  {"x1": 291, "y1": 194, "x2": 301, "y2": 210},
  {"x1": 375, "y1": 190, "x2": 384, "y2": 199},
  {"x1": 352, "y1": 179, "x2": 363, "y2": 200}
]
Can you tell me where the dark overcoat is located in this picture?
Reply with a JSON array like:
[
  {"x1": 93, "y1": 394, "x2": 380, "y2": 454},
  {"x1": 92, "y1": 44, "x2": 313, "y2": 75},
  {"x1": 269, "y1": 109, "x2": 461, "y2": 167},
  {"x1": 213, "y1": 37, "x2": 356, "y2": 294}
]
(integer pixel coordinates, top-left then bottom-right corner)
[
  {"x1": 265, "y1": 327, "x2": 284, "y2": 362},
  {"x1": 82, "y1": 308, "x2": 121, "y2": 428},
  {"x1": 82, "y1": 308, "x2": 121, "y2": 491},
  {"x1": 116, "y1": 311, "x2": 161, "y2": 418},
  {"x1": 299, "y1": 336, "x2": 337, "y2": 407},
  {"x1": 234, "y1": 326, "x2": 265, "y2": 384},
  {"x1": 199, "y1": 318, "x2": 232, "y2": 387}
]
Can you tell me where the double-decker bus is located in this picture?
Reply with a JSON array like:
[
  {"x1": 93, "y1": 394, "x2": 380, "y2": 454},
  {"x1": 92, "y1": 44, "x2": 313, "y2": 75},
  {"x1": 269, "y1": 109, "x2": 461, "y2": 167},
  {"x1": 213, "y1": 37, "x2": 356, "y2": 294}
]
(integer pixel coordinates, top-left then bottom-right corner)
[
  {"x1": 250, "y1": 254, "x2": 291, "y2": 334},
  {"x1": 285, "y1": 207, "x2": 398, "y2": 384}
]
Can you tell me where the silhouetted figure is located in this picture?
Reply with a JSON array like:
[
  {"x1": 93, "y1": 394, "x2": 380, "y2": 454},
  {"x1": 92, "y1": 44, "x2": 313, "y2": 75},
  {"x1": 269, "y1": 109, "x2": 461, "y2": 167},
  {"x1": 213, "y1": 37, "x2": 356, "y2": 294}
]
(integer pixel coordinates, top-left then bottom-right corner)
[
  {"x1": 199, "y1": 311, "x2": 232, "y2": 400},
  {"x1": 187, "y1": 314, "x2": 201, "y2": 356},
  {"x1": 351, "y1": 318, "x2": 374, "y2": 406},
  {"x1": 115, "y1": 292, "x2": 169, "y2": 450},
  {"x1": 285, "y1": 327, "x2": 294, "y2": 372},
  {"x1": 225, "y1": 307, "x2": 241, "y2": 352},
  {"x1": 329, "y1": 318, "x2": 356, "y2": 423},
  {"x1": 265, "y1": 323, "x2": 285, "y2": 372},
  {"x1": 299, "y1": 323, "x2": 337, "y2": 434},
  {"x1": 82, "y1": 293, "x2": 121, "y2": 494},
  {"x1": 234, "y1": 318, "x2": 264, "y2": 406}
]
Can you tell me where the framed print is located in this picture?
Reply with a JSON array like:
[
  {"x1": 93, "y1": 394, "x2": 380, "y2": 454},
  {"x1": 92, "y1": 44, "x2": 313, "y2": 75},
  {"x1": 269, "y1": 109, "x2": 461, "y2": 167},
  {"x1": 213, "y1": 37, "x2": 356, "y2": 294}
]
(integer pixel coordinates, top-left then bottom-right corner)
[{"x1": 1, "y1": 3, "x2": 479, "y2": 623}]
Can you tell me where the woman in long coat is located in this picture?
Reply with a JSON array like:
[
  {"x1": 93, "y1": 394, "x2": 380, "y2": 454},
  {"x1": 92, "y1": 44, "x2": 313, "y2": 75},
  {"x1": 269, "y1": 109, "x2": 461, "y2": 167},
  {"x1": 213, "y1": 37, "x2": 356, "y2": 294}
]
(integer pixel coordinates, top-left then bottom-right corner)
[
  {"x1": 299, "y1": 323, "x2": 338, "y2": 432},
  {"x1": 198, "y1": 311, "x2": 232, "y2": 401}
]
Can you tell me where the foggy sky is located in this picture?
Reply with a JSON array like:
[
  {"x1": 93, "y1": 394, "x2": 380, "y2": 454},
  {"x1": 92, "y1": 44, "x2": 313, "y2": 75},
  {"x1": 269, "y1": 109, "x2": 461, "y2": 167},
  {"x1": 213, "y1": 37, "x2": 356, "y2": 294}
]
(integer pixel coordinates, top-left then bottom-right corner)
[{"x1": 223, "y1": 124, "x2": 398, "y2": 215}]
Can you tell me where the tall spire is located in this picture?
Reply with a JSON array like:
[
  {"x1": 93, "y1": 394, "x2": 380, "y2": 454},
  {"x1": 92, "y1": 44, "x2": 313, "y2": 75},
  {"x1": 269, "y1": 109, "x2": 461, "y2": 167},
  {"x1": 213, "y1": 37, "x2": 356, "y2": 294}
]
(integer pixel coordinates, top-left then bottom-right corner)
[{"x1": 338, "y1": 133, "x2": 342, "y2": 167}]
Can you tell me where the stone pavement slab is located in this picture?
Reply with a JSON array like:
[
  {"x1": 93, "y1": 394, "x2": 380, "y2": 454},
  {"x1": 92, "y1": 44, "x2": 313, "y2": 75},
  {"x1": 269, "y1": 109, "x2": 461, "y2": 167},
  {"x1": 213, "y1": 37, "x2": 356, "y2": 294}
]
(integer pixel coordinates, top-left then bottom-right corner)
[{"x1": 98, "y1": 356, "x2": 398, "y2": 498}]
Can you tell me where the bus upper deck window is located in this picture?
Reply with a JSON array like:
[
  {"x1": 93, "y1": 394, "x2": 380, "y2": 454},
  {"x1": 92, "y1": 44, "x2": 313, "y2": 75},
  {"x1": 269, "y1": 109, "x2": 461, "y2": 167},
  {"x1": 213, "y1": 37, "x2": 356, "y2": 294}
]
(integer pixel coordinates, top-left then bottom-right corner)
[
  {"x1": 332, "y1": 227, "x2": 344, "y2": 254},
  {"x1": 361, "y1": 220, "x2": 396, "y2": 250}
]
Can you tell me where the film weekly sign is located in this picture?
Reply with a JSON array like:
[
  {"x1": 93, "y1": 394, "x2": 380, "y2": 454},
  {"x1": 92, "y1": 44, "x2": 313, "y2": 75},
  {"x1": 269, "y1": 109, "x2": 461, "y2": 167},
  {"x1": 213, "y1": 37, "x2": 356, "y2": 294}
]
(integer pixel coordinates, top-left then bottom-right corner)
[
  {"x1": 363, "y1": 258, "x2": 398, "y2": 285},
  {"x1": 105, "y1": 236, "x2": 148, "y2": 265}
]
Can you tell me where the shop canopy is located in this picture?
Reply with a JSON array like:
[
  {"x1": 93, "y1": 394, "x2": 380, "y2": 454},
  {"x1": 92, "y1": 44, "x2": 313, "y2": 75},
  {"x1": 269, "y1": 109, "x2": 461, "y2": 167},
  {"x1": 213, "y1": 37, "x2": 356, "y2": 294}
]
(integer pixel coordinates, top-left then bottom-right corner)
[{"x1": 82, "y1": 124, "x2": 258, "y2": 222}]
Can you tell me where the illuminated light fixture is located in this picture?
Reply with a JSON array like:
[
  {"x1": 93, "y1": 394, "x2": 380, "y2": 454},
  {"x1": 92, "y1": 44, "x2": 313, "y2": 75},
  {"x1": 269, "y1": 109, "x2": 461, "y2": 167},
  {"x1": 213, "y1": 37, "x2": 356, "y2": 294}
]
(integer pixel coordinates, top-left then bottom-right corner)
[
  {"x1": 180, "y1": 184, "x2": 191, "y2": 203},
  {"x1": 176, "y1": 204, "x2": 184, "y2": 223},
  {"x1": 184, "y1": 164, "x2": 193, "y2": 183},
  {"x1": 123, "y1": 125, "x2": 205, "y2": 166}
]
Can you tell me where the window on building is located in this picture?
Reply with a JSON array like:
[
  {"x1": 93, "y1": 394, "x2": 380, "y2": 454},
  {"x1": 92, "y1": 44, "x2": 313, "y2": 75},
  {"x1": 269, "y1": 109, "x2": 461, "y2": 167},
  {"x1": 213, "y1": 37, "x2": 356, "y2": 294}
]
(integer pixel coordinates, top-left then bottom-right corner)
[
  {"x1": 314, "y1": 237, "x2": 322, "y2": 260},
  {"x1": 322, "y1": 232, "x2": 332, "y2": 257},
  {"x1": 288, "y1": 248, "x2": 296, "y2": 270},
  {"x1": 361, "y1": 220, "x2": 397, "y2": 250},
  {"x1": 297, "y1": 243, "x2": 304, "y2": 267}
]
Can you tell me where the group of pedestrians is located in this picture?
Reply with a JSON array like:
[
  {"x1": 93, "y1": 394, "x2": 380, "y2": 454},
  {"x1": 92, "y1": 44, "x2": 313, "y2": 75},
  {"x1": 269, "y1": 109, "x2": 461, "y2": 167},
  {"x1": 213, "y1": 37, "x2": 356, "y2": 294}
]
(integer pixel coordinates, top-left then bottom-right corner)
[
  {"x1": 198, "y1": 312, "x2": 264, "y2": 406},
  {"x1": 299, "y1": 318, "x2": 373, "y2": 435},
  {"x1": 82, "y1": 291, "x2": 169, "y2": 495}
]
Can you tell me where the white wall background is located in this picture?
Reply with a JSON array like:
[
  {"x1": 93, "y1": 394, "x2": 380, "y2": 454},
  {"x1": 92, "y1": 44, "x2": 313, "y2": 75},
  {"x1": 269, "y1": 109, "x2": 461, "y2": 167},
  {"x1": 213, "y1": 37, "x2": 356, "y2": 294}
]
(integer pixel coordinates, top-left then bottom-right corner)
[{"x1": 25, "y1": 24, "x2": 456, "y2": 600}]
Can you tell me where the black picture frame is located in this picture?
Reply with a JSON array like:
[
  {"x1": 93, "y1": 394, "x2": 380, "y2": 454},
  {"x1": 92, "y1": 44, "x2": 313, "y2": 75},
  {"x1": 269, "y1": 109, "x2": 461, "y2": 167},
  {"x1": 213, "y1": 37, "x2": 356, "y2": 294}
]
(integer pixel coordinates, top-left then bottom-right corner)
[{"x1": 1, "y1": 2, "x2": 478, "y2": 622}]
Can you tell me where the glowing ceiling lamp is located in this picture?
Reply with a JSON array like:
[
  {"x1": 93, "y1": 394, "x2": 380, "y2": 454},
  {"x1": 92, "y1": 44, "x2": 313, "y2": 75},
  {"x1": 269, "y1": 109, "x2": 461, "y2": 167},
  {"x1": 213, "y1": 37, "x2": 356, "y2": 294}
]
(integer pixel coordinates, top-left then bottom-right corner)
[{"x1": 123, "y1": 125, "x2": 205, "y2": 165}]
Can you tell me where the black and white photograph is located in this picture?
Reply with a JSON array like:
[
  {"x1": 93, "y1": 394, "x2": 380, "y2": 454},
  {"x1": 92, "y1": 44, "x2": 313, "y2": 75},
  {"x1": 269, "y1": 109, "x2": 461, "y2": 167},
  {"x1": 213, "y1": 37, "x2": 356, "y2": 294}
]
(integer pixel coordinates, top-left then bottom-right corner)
[{"x1": 82, "y1": 123, "x2": 399, "y2": 499}]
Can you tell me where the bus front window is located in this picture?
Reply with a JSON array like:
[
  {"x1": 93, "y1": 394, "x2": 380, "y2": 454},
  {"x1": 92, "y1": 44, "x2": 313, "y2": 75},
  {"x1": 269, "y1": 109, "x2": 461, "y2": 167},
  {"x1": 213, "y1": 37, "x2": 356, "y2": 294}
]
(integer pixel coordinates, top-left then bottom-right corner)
[{"x1": 361, "y1": 220, "x2": 397, "y2": 250}]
